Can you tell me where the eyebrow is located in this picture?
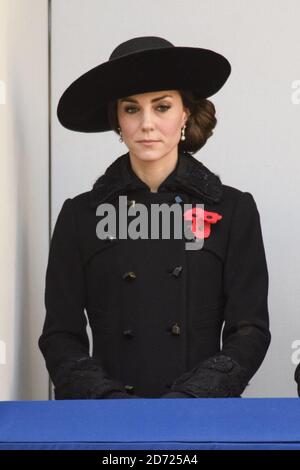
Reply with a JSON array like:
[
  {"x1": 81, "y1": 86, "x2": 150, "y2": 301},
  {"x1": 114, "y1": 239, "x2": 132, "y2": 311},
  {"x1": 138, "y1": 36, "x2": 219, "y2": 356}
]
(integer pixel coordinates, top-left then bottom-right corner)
[{"x1": 120, "y1": 94, "x2": 173, "y2": 103}]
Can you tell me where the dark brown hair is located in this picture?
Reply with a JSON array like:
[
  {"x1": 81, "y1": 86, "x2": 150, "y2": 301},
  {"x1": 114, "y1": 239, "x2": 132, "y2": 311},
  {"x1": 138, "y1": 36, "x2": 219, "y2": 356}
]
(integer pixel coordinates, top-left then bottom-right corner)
[{"x1": 107, "y1": 89, "x2": 217, "y2": 154}]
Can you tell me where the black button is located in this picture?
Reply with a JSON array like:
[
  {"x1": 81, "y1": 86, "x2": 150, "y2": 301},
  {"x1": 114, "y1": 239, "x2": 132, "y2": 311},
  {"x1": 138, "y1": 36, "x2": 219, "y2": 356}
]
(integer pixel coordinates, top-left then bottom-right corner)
[
  {"x1": 105, "y1": 234, "x2": 116, "y2": 242},
  {"x1": 127, "y1": 199, "x2": 136, "y2": 208},
  {"x1": 171, "y1": 323, "x2": 181, "y2": 336},
  {"x1": 166, "y1": 383, "x2": 172, "y2": 389},
  {"x1": 122, "y1": 271, "x2": 137, "y2": 280},
  {"x1": 123, "y1": 329, "x2": 135, "y2": 338},
  {"x1": 171, "y1": 266, "x2": 183, "y2": 278}
]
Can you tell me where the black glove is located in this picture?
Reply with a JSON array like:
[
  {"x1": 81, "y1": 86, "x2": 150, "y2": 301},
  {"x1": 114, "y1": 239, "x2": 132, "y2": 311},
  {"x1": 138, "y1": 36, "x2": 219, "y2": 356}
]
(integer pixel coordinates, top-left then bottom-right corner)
[
  {"x1": 294, "y1": 363, "x2": 300, "y2": 397},
  {"x1": 53, "y1": 357, "x2": 139, "y2": 399},
  {"x1": 160, "y1": 391, "x2": 195, "y2": 398},
  {"x1": 168, "y1": 355, "x2": 249, "y2": 398}
]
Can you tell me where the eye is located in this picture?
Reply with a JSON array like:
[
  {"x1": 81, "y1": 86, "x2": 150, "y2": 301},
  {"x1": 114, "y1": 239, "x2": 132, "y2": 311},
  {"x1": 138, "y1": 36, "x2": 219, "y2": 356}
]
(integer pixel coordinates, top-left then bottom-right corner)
[
  {"x1": 157, "y1": 104, "x2": 171, "y2": 112},
  {"x1": 123, "y1": 104, "x2": 171, "y2": 114},
  {"x1": 124, "y1": 106, "x2": 138, "y2": 113}
]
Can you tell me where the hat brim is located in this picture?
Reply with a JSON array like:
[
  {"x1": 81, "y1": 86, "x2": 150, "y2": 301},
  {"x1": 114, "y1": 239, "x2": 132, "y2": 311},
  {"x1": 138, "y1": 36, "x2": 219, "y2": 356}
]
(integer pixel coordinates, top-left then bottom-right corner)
[{"x1": 57, "y1": 47, "x2": 231, "y2": 133}]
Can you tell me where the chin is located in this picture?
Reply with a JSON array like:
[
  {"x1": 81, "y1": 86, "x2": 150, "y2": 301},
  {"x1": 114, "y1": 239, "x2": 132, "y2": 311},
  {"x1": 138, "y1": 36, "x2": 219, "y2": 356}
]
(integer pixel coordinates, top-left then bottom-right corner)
[
  {"x1": 133, "y1": 149, "x2": 170, "y2": 162},
  {"x1": 132, "y1": 149, "x2": 165, "y2": 162}
]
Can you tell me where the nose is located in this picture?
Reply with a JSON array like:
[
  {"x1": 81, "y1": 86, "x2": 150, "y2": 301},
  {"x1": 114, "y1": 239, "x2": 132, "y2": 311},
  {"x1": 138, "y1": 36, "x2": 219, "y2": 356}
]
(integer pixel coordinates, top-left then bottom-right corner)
[{"x1": 140, "y1": 109, "x2": 155, "y2": 132}]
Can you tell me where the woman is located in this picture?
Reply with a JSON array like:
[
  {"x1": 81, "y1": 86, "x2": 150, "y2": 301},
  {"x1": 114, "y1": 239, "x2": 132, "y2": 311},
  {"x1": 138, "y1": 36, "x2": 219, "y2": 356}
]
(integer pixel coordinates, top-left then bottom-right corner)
[{"x1": 39, "y1": 36, "x2": 271, "y2": 399}]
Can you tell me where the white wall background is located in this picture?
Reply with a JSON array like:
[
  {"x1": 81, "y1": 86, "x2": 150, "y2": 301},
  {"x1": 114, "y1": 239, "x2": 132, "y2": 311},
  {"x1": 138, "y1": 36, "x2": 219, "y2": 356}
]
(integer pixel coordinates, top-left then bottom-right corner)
[
  {"x1": 0, "y1": 0, "x2": 49, "y2": 400},
  {"x1": 1, "y1": 0, "x2": 300, "y2": 400}
]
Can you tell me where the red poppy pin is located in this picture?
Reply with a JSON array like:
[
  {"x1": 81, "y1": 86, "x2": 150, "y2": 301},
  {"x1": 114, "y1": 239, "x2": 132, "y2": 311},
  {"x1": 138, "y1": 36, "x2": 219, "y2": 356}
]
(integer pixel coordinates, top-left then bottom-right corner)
[{"x1": 183, "y1": 207, "x2": 222, "y2": 239}]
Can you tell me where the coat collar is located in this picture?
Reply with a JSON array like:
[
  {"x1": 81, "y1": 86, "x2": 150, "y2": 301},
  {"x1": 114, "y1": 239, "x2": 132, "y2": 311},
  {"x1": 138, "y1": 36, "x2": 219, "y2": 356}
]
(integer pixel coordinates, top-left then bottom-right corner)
[{"x1": 89, "y1": 150, "x2": 223, "y2": 208}]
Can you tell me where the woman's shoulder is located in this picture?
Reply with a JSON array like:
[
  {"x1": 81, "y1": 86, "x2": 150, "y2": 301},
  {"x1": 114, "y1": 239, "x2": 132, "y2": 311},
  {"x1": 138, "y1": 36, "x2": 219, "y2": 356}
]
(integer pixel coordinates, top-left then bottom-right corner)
[
  {"x1": 220, "y1": 183, "x2": 259, "y2": 209},
  {"x1": 221, "y1": 183, "x2": 251, "y2": 202},
  {"x1": 189, "y1": 155, "x2": 256, "y2": 209},
  {"x1": 219, "y1": 184, "x2": 262, "y2": 229},
  {"x1": 65, "y1": 190, "x2": 94, "y2": 213}
]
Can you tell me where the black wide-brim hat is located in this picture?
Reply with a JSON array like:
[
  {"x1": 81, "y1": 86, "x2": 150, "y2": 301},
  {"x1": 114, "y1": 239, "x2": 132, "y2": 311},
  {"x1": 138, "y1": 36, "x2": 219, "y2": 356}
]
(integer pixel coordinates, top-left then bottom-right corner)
[{"x1": 57, "y1": 36, "x2": 231, "y2": 133}]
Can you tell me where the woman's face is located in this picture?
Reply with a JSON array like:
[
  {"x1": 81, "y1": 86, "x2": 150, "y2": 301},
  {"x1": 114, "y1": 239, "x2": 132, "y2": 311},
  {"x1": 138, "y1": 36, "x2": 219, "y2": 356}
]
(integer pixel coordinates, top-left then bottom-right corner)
[{"x1": 117, "y1": 90, "x2": 190, "y2": 163}]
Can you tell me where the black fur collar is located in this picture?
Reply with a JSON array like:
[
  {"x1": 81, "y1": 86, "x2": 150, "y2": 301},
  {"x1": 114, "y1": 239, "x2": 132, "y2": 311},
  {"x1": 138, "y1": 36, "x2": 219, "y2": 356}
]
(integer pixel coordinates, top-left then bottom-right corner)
[{"x1": 89, "y1": 150, "x2": 223, "y2": 207}]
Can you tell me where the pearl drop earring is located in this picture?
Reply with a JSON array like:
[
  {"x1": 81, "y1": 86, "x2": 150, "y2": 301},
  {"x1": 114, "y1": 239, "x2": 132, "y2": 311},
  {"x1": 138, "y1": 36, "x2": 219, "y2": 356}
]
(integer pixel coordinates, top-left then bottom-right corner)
[{"x1": 181, "y1": 124, "x2": 186, "y2": 141}]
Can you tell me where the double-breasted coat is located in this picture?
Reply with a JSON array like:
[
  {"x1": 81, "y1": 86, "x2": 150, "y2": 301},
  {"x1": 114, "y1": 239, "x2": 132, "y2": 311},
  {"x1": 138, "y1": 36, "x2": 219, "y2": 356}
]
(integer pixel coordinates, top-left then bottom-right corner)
[{"x1": 39, "y1": 150, "x2": 271, "y2": 398}]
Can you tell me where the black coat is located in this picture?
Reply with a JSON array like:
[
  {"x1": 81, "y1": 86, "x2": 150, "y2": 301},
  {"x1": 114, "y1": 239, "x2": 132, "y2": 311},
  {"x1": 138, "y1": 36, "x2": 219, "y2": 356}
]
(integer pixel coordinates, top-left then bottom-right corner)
[{"x1": 39, "y1": 150, "x2": 271, "y2": 399}]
